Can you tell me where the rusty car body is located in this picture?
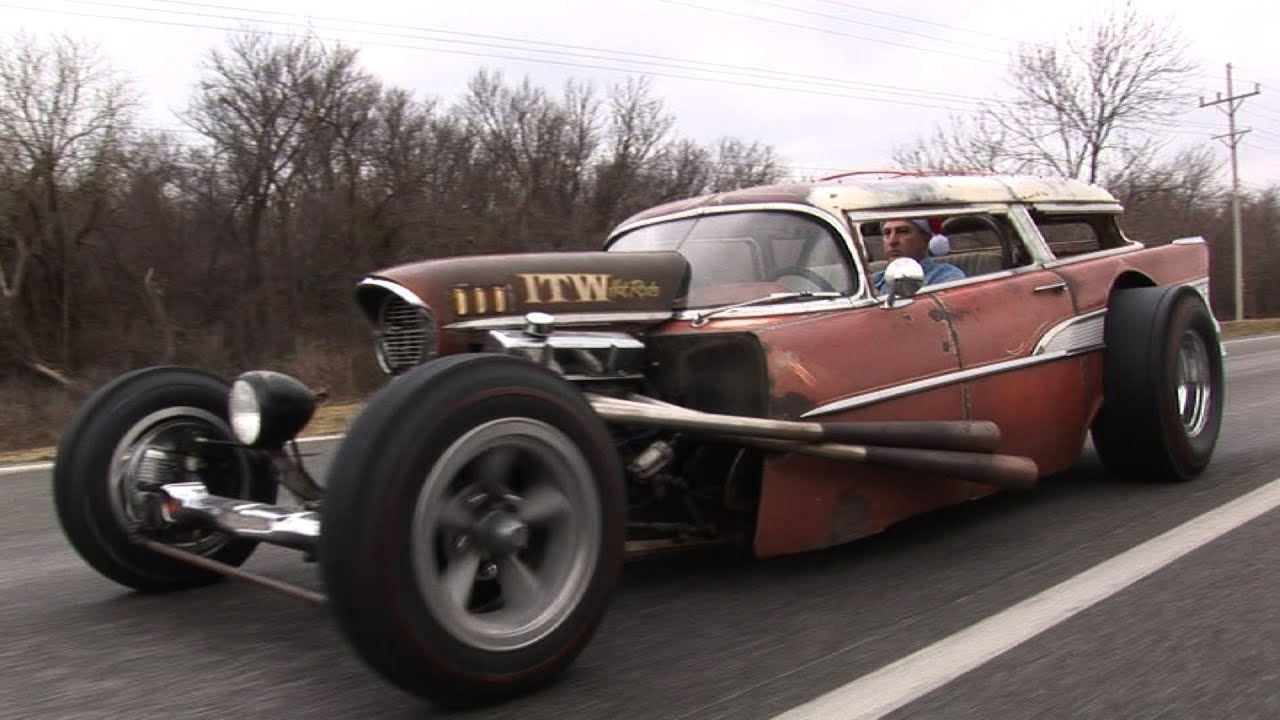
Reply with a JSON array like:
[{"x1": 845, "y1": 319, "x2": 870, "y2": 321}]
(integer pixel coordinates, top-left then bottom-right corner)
[{"x1": 52, "y1": 171, "x2": 1224, "y2": 708}]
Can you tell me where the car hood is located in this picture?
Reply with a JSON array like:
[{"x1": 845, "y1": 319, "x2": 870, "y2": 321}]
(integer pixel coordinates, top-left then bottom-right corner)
[{"x1": 358, "y1": 250, "x2": 691, "y2": 327}]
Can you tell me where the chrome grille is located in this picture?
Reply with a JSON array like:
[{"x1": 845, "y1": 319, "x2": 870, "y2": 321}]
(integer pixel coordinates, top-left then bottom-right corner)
[{"x1": 375, "y1": 295, "x2": 435, "y2": 374}]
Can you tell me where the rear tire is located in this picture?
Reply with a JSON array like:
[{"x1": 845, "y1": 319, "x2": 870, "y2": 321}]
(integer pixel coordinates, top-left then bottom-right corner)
[
  {"x1": 320, "y1": 354, "x2": 625, "y2": 708},
  {"x1": 53, "y1": 366, "x2": 277, "y2": 592},
  {"x1": 1091, "y1": 286, "x2": 1223, "y2": 482}
]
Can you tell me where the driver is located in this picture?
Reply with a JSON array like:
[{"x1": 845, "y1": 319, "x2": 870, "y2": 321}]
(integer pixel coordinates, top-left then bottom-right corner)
[{"x1": 872, "y1": 218, "x2": 964, "y2": 293}]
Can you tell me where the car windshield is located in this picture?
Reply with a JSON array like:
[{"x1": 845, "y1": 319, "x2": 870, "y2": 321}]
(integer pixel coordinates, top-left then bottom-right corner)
[{"x1": 606, "y1": 211, "x2": 856, "y2": 307}]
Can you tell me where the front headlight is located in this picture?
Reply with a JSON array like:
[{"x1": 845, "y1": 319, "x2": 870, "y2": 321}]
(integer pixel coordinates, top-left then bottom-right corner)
[
  {"x1": 228, "y1": 371, "x2": 316, "y2": 448},
  {"x1": 229, "y1": 379, "x2": 262, "y2": 445}
]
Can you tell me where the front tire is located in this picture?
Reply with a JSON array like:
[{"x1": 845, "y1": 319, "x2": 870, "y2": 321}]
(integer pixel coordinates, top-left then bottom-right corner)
[
  {"x1": 53, "y1": 366, "x2": 277, "y2": 592},
  {"x1": 1091, "y1": 286, "x2": 1224, "y2": 481},
  {"x1": 319, "y1": 354, "x2": 626, "y2": 708}
]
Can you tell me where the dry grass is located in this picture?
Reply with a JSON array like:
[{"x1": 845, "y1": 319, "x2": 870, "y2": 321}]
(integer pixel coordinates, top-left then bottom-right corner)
[
  {"x1": 1219, "y1": 318, "x2": 1280, "y2": 339},
  {"x1": 0, "y1": 399, "x2": 367, "y2": 466},
  {"x1": 4, "y1": 318, "x2": 1278, "y2": 466},
  {"x1": 0, "y1": 342, "x2": 378, "y2": 466}
]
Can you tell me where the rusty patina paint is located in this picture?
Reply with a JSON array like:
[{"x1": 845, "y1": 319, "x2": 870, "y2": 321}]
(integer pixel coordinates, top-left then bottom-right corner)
[
  {"x1": 1052, "y1": 243, "x2": 1209, "y2": 312},
  {"x1": 752, "y1": 390, "x2": 973, "y2": 558},
  {"x1": 964, "y1": 361, "x2": 1091, "y2": 475},
  {"x1": 931, "y1": 270, "x2": 1090, "y2": 473},
  {"x1": 745, "y1": 294, "x2": 968, "y2": 556},
  {"x1": 753, "y1": 295, "x2": 959, "y2": 419}
]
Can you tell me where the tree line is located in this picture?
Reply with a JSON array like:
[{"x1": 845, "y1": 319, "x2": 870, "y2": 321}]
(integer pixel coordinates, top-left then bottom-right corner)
[
  {"x1": 0, "y1": 30, "x2": 783, "y2": 397},
  {"x1": 0, "y1": 7, "x2": 1277, "y2": 440}
]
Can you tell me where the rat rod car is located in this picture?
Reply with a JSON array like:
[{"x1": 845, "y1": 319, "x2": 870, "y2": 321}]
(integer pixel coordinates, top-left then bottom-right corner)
[{"x1": 53, "y1": 171, "x2": 1223, "y2": 707}]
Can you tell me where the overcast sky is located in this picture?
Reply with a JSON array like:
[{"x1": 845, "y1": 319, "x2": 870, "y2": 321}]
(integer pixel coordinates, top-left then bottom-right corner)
[{"x1": 8, "y1": 0, "x2": 1280, "y2": 188}]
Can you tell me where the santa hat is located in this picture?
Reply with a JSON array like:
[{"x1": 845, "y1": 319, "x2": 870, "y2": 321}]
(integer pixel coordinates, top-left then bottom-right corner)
[{"x1": 907, "y1": 218, "x2": 950, "y2": 256}]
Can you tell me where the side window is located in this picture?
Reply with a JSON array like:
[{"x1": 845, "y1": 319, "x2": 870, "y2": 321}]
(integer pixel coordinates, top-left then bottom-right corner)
[
  {"x1": 761, "y1": 231, "x2": 855, "y2": 293},
  {"x1": 858, "y1": 212, "x2": 1029, "y2": 286},
  {"x1": 1029, "y1": 212, "x2": 1128, "y2": 258}
]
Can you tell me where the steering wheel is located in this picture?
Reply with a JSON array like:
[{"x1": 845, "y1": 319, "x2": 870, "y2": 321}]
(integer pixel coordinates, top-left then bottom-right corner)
[{"x1": 768, "y1": 266, "x2": 838, "y2": 293}]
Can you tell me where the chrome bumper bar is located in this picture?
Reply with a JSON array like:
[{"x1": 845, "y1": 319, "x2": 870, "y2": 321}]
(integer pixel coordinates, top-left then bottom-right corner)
[{"x1": 159, "y1": 482, "x2": 321, "y2": 552}]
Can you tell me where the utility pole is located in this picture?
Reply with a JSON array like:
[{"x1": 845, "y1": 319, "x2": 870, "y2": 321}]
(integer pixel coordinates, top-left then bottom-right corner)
[{"x1": 1200, "y1": 63, "x2": 1260, "y2": 321}]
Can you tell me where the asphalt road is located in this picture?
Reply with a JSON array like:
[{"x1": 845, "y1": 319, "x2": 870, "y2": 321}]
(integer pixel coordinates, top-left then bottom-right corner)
[{"x1": 3, "y1": 335, "x2": 1280, "y2": 719}]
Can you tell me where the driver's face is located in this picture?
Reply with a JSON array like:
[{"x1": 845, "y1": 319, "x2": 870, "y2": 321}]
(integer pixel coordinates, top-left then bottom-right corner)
[{"x1": 882, "y1": 220, "x2": 929, "y2": 261}]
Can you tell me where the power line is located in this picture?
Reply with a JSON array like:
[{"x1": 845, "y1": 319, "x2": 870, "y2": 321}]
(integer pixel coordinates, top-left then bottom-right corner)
[
  {"x1": 741, "y1": 0, "x2": 1014, "y2": 58},
  {"x1": 94, "y1": 0, "x2": 993, "y2": 104},
  {"x1": 811, "y1": 0, "x2": 1041, "y2": 49},
  {"x1": 1248, "y1": 104, "x2": 1280, "y2": 122},
  {"x1": 7, "y1": 2, "x2": 1258, "y2": 157},
  {"x1": 17, "y1": 0, "x2": 992, "y2": 113},
  {"x1": 3, "y1": 3, "x2": 993, "y2": 114},
  {"x1": 142, "y1": 0, "x2": 1000, "y2": 106},
  {"x1": 657, "y1": 0, "x2": 1006, "y2": 66}
]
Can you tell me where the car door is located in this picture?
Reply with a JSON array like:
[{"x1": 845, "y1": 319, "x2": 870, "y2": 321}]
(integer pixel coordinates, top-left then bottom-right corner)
[
  {"x1": 927, "y1": 212, "x2": 1091, "y2": 488},
  {"x1": 751, "y1": 292, "x2": 970, "y2": 556}
]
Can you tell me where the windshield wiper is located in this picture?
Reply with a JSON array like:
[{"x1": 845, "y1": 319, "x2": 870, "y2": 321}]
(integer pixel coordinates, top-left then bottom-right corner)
[{"x1": 689, "y1": 291, "x2": 842, "y2": 327}]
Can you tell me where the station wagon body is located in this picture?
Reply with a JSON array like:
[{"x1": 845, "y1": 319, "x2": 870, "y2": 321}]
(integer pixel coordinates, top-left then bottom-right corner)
[{"x1": 53, "y1": 171, "x2": 1223, "y2": 708}]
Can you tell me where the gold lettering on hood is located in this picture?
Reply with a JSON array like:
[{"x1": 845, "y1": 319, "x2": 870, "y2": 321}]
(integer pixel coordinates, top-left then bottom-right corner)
[{"x1": 516, "y1": 273, "x2": 627, "y2": 304}]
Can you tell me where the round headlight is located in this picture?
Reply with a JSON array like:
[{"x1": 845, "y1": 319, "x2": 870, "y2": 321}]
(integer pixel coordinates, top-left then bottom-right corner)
[
  {"x1": 227, "y1": 371, "x2": 317, "y2": 448},
  {"x1": 229, "y1": 379, "x2": 262, "y2": 445}
]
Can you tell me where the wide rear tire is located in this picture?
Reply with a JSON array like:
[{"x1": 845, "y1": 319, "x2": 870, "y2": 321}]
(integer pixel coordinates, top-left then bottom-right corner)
[
  {"x1": 319, "y1": 354, "x2": 626, "y2": 708},
  {"x1": 1091, "y1": 286, "x2": 1224, "y2": 482}
]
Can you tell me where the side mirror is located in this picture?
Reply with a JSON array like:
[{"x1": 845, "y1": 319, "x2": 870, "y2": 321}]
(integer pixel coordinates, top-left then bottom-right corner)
[{"x1": 882, "y1": 257, "x2": 924, "y2": 308}]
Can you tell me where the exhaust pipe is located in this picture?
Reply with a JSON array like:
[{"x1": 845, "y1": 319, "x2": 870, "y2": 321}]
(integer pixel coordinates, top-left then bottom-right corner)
[
  {"x1": 158, "y1": 482, "x2": 320, "y2": 552},
  {"x1": 586, "y1": 394, "x2": 1003, "y2": 453},
  {"x1": 587, "y1": 394, "x2": 1037, "y2": 491},
  {"x1": 731, "y1": 436, "x2": 1038, "y2": 491}
]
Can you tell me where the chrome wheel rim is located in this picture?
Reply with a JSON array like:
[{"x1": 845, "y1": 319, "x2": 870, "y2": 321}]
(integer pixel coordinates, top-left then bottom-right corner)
[
  {"x1": 1176, "y1": 330, "x2": 1213, "y2": 438},
  {"x1": 110, "y1": 407, "x2": 250, "y2": 555},
  {"x1": 411, "y1": 417, "x2": 601, "y2": 652}
]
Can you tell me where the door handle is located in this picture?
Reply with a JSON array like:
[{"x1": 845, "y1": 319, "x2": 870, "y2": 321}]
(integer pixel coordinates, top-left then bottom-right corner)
[{"x1": 1033, "y1": 282, "x2": 1067, "y2": 293}]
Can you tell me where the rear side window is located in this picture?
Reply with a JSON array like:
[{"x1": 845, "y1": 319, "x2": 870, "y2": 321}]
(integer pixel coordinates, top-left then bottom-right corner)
[{"x1": 1029, "y1": 212, "x2": 1128, "y2": 258}]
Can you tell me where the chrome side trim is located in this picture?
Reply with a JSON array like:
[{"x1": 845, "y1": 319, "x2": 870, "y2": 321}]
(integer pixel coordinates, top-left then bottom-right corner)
[
  {"x1": 672, "y1": 295, "x2": 855, "y2": 323},
  {"x1": 1007, "y1": 205, "x2": 1056, "y2": 264},
  {"x1": 1030, "y1": 202, "x2": 1124, "y2": 214},
  {"x1": 1172, "y1": 236, "x2": 1207, "y2": 245},
  {"x1": 1034, "y1": 309, "x2": 1106, "y2": 355},
  {"x1": 607, "y1": 202, "x2": 850, "y2": 245},
  {"x1": 446, "y1": 311, "x2": 674, "y2": 331},
  {"x1": 358, "y1": 277, "x2": 427, "y2": 307},
  {"x1": 842, "y1": 204, "x2": 1012, "y2": 224},
  {"x1": 801, "y1": 312, "x2": 1107, "y2": 419},
  {"x1": 800, "y1": 353, "x2": 1078, "y2": 418}
]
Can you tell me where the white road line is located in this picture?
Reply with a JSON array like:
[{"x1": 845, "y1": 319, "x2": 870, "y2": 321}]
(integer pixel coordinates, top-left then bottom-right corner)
[
  {"x1": 0, "y1": 433, "x2": 344, "y2": 476},
  {"x1": 1222, "y1": 332, "x2": 1280, "y2": 346},
  {"x1": 772, "y1": 475, "x2": 1280, "y2": 720}
]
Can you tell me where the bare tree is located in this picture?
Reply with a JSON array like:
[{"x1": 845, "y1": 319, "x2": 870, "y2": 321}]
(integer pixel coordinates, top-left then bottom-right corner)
[
  {"x1": 183, "y1": 30, "x2": 378, "y2": 356},
  {"x1": 706, "y1": 137, "x2": 783, "y2": 192},
  {"x1": 896, "y1": 1, "x2": 1196, "y2": 183},
  {"x1": 590, "y1": 76, "x2": 675, "y2": 233},
  {"x1": 1243, "y1": 187, "x2": 1280, "y2": 318},
  {"x1": 0, "y1": 31, "x2": 137, "y2": 385}
]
